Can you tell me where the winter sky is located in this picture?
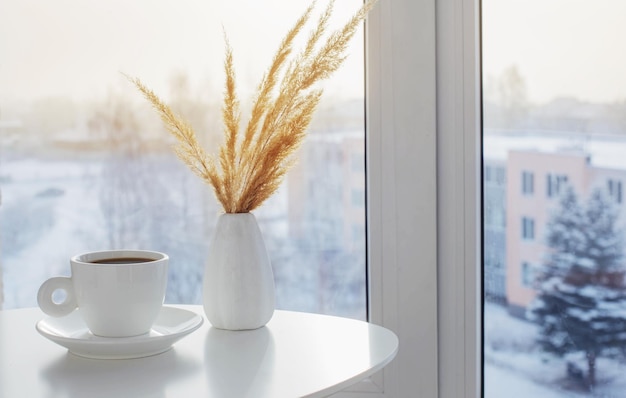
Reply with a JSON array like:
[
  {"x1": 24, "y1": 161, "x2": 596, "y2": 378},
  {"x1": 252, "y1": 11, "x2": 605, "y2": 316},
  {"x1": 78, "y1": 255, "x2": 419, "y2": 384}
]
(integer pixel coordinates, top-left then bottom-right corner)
[
  {"x1": 0, "y1": 0, "x2": 364, "y2": 105},
  {"x1": 483, "y1": 0, "x2": 626, "y2": 104},
  {"x1": 2, "y1": 0, "x2": 625, "y2": 106}
]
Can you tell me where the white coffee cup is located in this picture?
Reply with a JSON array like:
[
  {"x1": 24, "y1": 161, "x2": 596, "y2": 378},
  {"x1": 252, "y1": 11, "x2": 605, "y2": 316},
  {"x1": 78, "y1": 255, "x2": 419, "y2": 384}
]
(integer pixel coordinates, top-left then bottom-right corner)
[{"x1": 37, "y1": 250, "x2": 169, "y2": 337}]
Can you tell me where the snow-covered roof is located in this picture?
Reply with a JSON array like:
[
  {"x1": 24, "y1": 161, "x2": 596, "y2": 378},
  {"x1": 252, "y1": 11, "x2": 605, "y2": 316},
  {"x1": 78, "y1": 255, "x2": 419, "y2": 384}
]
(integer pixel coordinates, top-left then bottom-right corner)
[{"x1": 485, "y1": 129, "x2": 626, "y2": 171}]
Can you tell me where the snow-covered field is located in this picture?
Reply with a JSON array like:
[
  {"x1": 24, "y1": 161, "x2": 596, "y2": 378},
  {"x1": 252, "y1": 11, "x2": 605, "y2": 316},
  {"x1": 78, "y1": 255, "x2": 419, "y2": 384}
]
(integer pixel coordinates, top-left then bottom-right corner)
[
  {"x1": 485, "y1": 301, "x2": 626, "y2": 397},
  {"x1": 1, "y1": 158, "x2": 106, "y2": 308},
  {"x1": 0, "y1": 156, "x2": 366, "y2": 319}
]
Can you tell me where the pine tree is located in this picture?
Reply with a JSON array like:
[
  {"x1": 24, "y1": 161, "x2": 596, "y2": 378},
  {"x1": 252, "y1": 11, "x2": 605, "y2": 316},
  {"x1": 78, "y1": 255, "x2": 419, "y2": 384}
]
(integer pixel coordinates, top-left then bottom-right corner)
[
  {"x1": 585, "y1": 189, "x2": 624, "y2": 273},
  {"x1": 543, "y1": 186, "x2": 588, "y2": 275},
  {"x1": 528, "y1": 186, "x2": 626, "y2": 388}
]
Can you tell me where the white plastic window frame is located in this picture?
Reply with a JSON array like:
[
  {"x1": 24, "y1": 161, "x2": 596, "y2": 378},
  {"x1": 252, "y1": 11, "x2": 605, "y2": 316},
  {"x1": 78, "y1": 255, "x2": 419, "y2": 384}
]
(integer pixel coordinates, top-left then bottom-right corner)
[{"x1": 333, "y1": 0, "x2": 481, "y2": 397}]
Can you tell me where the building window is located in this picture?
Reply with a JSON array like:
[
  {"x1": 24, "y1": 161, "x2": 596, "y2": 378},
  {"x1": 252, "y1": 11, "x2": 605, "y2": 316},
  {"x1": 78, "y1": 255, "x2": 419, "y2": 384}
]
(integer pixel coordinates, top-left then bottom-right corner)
[
  {"x1": 547, "y1": 173, "x2": 568, "y2": 198},
  {"x1": 521, "y1": 216, "x2": 535, "y2": 240},
  {"x1": 521, "y1": 262, "x2": 534, "y2": 287},
  {"x1": 495, "y1": 167, "x2": 506, "y2": 184},
  {"x1": 351, "y1": 188, "x2": 365, "y2": 207},
  {"x1": 352, "y1": 223, "x2": 365, "y2": 242},
  {"x1": 485, "y1": 165, "x2": 506, "y2": 186},
  {"x1": 521, "y1": 171, "x2": 534, "y2": 195},
  {"x1": 351, "y1": 153, "x2": 363, "y2": 173},
  {"x1": 608, "y1": 179, "x2": 623, "y2": 204}
]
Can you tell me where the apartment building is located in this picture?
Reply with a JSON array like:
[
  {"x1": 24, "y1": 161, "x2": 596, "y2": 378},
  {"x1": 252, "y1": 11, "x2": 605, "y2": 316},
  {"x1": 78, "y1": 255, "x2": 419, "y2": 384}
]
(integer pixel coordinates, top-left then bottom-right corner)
[
  {"x1": 484, "y1": 159, "x2": 507, "y2": 302},
  {"x1": 287, "y1": 130, "x2": 365, "y2": 253},
  {"x1": 485, "y1": 132, "x2": 626, "y2": 317}
]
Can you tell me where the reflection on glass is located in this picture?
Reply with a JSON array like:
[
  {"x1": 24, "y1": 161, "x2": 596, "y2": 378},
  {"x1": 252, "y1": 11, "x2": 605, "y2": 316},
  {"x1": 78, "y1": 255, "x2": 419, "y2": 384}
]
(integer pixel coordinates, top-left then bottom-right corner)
[
  {"x1": 0, "y1": 0, "x2": 366, "y2": 320},
  {"x1": 483, "y1": 0, "x2": 626, "y2": 395}
]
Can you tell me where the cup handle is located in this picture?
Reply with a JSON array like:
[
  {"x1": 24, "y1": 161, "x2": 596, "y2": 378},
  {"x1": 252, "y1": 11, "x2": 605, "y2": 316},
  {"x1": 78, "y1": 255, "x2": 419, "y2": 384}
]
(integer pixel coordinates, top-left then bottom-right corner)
[{"x1": 37, "y1": 277, "x2": 77, "y2": 317}]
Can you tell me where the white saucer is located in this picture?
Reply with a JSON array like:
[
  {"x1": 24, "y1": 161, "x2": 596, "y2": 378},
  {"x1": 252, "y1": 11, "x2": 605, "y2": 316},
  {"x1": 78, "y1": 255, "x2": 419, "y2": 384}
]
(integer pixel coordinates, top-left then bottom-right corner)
[{"x1": 36, "y1": 306, "x2": 204, "y2": 359}]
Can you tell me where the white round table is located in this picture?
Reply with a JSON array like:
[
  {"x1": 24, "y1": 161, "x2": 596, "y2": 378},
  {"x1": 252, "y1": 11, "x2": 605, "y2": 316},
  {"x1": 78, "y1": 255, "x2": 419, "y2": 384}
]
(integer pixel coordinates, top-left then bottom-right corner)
[{"x1": 0, "y1": 305, "x2": 398, "y2": 397}]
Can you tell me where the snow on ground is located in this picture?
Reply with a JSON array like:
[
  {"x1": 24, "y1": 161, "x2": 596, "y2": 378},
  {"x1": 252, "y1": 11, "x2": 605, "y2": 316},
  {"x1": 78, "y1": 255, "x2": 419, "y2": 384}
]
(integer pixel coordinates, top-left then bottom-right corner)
[
  {"x1": 485, "y1": 363, "x2": 584, "y2": 398},
  {"x1": 0, "y1": 156, "x2": 367, "y2": 317},
  {"x1": 485, "y1": 301, "x2": 626, "y2": 397},
  {"x1": 1, "y1": 160, "x2": 105, "y2": 308}
]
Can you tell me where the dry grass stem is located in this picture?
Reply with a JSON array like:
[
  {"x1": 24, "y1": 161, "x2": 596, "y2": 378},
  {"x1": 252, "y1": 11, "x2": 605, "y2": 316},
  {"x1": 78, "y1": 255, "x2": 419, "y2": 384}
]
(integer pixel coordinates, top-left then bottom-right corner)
[{"x1": 129, "y1": 0, "x2": 377, "y2": 213}]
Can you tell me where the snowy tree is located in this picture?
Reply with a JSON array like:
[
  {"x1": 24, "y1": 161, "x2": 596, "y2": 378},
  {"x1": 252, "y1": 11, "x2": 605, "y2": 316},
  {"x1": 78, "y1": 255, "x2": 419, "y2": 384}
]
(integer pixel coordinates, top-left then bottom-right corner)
[
  {"x1": 585, "y1": 189, "x2": 625, "y2": 273},
  {"x1": 483, "y1": 65, "x2": 529, "y2": 129},
  {"x1": 529, "y1": 186, "x2": 626, "y2": 388},
  {"x1": 543, "y1": 186, "x2": 588, "y2": 276}
]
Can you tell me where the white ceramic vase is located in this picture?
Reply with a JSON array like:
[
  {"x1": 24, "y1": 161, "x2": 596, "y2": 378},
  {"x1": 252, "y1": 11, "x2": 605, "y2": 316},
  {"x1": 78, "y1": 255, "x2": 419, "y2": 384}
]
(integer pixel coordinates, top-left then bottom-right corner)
[{"x1": 203, "y1": 212, "x2": 275, "y2": 330}]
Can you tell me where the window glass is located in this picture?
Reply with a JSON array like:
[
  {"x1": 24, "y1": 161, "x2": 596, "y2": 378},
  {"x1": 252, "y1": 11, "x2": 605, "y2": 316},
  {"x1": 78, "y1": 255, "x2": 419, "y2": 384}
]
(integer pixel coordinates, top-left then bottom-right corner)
[
  {"x1": 521, "y1": 171, "x2": 534, "y2": 195},
  {"x1": 0, "y1": 0, "x2": 366, "y2": 320},
  {"x1": 483, "y1": 0, "x2": 626, "y2": 395},
  {"x1": 607, "y1": 179, "x2": 623, "y2": 204},
  {"x1": 521, "y1": 217, "x2": 535, "y2": 241},
  {"x1": 547, "y1": 173, "x2": 568, "y2": 198},
  {"x1": 521, "y1": 262, "x2": 534, "y2": 288}
]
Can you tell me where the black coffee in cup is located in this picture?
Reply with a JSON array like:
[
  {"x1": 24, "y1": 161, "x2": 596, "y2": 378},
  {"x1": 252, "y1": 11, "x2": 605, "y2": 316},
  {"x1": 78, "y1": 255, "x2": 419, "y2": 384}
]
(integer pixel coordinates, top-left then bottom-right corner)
[{"x1": 90, "y1": 257, "x2": 155, "y2": 265}]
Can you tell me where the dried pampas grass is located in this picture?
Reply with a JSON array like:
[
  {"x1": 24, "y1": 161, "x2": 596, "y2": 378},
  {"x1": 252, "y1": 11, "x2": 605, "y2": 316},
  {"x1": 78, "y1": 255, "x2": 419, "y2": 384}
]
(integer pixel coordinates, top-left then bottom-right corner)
[{"x1": 129, "y1": 0, "x2": 377, "y2": 213}]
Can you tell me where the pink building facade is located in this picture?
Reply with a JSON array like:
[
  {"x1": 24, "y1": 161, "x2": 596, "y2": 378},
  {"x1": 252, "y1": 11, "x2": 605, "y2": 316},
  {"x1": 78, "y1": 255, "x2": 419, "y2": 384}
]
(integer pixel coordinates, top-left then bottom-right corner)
[
  {"x1": 505, "y1": 147, "x2": 626, "y2": 317},
  {"x1": 287, "y1": 131, "x2": 365, "y2": 252}
]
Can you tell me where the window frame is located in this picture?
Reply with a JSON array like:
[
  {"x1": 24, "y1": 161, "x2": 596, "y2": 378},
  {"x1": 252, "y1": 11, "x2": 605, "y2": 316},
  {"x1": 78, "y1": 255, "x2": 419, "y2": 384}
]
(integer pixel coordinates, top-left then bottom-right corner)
[
  {"x1": 335, "y1": 0, "x2": 481, "y2": 396},
  {"x1": 435, "y1": 0, "x2": 482, "y2": 395}
]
